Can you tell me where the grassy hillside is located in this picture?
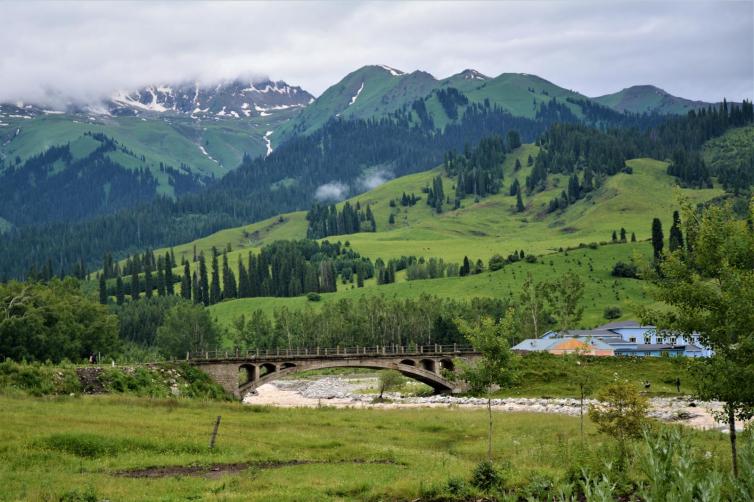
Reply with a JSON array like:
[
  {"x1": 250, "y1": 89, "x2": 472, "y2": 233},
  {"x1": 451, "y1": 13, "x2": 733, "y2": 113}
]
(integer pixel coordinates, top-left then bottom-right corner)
[
  {"x1": 593, "y1": 85, "x2": 711, "y2": 115},
  {"x1": 164, "y1": 144, "x2": 720, "y2": 267},
  {"x1": 116, "y1": 143, "x2": 721, "y2": 332},
  {"x1": 209, "y1": 240, "x2": 651, "y2": 330},
  {"x1": 463, "y1": 73, "x2": 587, "y2": 119},
  {"x1": 0, "y1": 109, "x2": 297, "y2": 185},
  {"x1": 702, "y1": 125, "x2": 754, "y2": 172}
]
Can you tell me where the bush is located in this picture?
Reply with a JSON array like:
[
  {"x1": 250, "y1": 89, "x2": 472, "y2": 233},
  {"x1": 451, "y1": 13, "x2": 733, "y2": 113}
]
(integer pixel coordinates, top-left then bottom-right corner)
[
  {"x1": 488, "y1": 254, "x2": 506, "y2": 271},
  {"x1": 611, "y1": 261, "x2": 639, "y2": 278},
  {"x1": 470, "y1": 460, "x2": 503, "y2": 492},
  {"x1": 603, "y1": 306, "x2": 622, "y2": 320},
  {"x1": 306, "y1": 292, "x2": 321, "y2": 302}
]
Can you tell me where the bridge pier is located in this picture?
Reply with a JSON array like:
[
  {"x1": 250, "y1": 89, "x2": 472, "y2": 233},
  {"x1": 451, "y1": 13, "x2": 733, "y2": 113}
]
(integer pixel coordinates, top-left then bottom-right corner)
[{"x1": 200, "y1": 362, "x2": 243, "y2": 398}]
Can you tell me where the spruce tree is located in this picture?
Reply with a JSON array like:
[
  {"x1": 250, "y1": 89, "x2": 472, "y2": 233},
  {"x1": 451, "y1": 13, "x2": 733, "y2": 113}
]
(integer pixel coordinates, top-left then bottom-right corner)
[
  {"x1": 115, "y1": 275, "x2": 125, "y2": 305},
  {"x1": 389, "y1": 213, "x2": 395, "y2": 224},
  {"x1": 199, "y1": 255, "x2": 209, "y2": 306},
  {"x1": 164, "y1": 252, "x2": 174, "y2": 295},
  {"x1": 156, "y1": 259, "x2": 166, "y2": 296},
  {"x1": 612, "y1": 230, "x2": 617, "y2": 242},
  {"x1": 181, "y1": 262, "x2": 191, "y2": 300},
  {"x1": 669, "y1": 210, "x2": 684, "y2": 252},
  {"x1": 631, "y1": 232, "x2": 637, "y2": 242},
  {"x1": 192, "y1": 271, "x2": 200, "y2": 304},
  {"x1": 516, "y1": 185, "x2": 525, "y2": 212},
  {"x1": 130, "y1": 267, "x2": 139, "y2": 300},
  {"x1": 620, "y1": 227, "x2": 627, "y2": 242},
  {"x1": 651, "y1": 218, "x2": 664, "y2": 260},
  {"x1": 98, "y1": 274, "x2": 107, "y2": 305},
  {"x1": 238, "y1": 256, "x2": 250, "y2": 298},
  {"x1": 210, "y1": 250, "x2": 221, "y2": 305},
  {"x1": 144, "y1": 260, "x2": 153, "y2": 298}
]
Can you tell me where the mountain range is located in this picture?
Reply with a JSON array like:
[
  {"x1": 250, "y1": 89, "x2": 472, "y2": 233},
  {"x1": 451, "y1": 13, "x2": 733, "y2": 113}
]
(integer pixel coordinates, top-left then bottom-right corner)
[{"x1": 0, "y1": 65, "x2": 720, "y2": 234}]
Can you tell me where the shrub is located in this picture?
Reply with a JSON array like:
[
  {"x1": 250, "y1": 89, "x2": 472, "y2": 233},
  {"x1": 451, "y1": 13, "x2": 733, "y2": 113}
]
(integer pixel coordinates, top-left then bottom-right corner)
[
  {"x1": 488, "y1": 254, "x2": 506, "y2": 271},
  {"x1": 611, "y1": 261, "x2": 639, "y2": 278},
  {"x1": 306, "y1": 292, "x2": 321, "y2": 302},
  {"x1": 603, "y1": 306, "x2": 622, "y2": 320},
  {"x1": 470, "y1": 460, "x2": 503, "y2": 492}
]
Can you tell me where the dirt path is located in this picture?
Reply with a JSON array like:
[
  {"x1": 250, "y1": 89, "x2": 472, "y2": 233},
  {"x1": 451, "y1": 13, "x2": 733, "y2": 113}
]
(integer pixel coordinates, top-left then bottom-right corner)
[{"x1": 243, "y1": 377, "x2": 748, "y2": 432}]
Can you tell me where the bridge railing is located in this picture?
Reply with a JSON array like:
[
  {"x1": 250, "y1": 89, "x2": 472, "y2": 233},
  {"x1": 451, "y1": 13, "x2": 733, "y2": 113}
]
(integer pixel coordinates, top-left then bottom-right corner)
[{"x1": 188, "y1": 344, "x2": 476, "y2": 361}]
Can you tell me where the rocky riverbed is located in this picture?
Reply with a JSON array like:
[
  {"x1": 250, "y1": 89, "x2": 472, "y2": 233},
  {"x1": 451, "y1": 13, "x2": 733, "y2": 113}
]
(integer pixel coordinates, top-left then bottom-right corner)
[{"x1": 243, "y1": 375, "x2": 747, "y2": 432}]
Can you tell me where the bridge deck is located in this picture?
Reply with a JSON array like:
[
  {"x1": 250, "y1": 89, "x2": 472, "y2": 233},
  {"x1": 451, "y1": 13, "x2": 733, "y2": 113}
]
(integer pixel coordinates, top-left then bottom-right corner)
[{"x1": 189, "y1": 344, "x2": 477, "y2": 364}]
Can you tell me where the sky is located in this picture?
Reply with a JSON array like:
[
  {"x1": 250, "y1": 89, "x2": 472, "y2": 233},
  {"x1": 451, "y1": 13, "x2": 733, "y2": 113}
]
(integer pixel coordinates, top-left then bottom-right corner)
[{"x1": 1, "y1": 1, "x2": 752, "y2": 107}]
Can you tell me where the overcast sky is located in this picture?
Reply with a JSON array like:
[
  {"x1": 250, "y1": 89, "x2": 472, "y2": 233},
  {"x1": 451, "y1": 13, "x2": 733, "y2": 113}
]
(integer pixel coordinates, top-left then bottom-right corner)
[{"x1": 1, "y1": 1, "x2": 752, "y2": 107}]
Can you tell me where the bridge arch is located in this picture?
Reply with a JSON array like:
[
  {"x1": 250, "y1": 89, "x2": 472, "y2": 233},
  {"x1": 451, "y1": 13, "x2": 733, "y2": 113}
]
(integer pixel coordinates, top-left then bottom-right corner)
[
  {"x1": 238, "y1": 359, "x2": 456, "y2": 397},
  {"x1": 400, "y1": 359, "x2": 416, "y2": 366}
]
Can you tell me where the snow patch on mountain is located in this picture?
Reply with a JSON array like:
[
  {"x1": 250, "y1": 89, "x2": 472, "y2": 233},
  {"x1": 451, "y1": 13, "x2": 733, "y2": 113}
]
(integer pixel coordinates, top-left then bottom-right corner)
[
  {"x1": 349, "y1": 82, "x2": 365, "y2": 106},
  {"x1": 264, "y1": 130, "x2": 274, "y2": 157},
  {"x1": 378, "y1": 65, "x2": 404, "y2": 76}
]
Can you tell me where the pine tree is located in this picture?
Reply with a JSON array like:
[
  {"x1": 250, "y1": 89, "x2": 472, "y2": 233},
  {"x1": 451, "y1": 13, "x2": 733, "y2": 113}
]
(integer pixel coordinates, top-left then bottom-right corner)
[
  {"x1": 631, "y1": 232, "x2": 637, "y2": 242},
  {"x1": 164, "y1": 252, "x2": 174, "y2": 295},
  {"x1": 130, "y1": 266, "x2": 139, "y2": 300},
  {"x1": 199, "y1": 255, "x2": 209, "y2": 306},
  {"x1": 98, "y1": 274, "x2": 107, "y2": 305},
  {"x1": 144, "y1": 260, "x2": 153, "y2": 298},
  {"x1": 156, "y1": 258, "x2": 166, "y2": 296},
  {"x1": 237, "y1": 256, "x2": 250, "y2": 298},
  {"x1": 115, "y1": 275, "x2": 125, "y2": 305},
  {"x1": 210, "y1": 249, "x2": 221, "y2": 305},
  {"x1": 669, "y1": 210, "x2": 684, "y2": 252},
  {"x1": 612, "y1": 230, "x2": 617, "y2": 242},
  {"x1": 181, "y1": 262, "x2": 191, "y2": 300},
  {"x1": 527, "y1": 154, "x2": 533, "y2": 167},
  {"x1": 515, "y1": 185, "x2": 525, "y2": 212},
  {"x1": 388, "y1": 213, "x2": 395, "y2": 224},
  {"x1": 509, "y1": 178, "x2": 520, "y2": 197},
  {"x1": 620, "y1": 227, "x2": 627, "y2": 242},
  {"x1": 222, "y1": 253, "x2": 238, "y2": 299},
  {"x1": 461, "y1": 256, "x2": 471, "y2": 276},
  {"x1": 192, "y1": 271, "x2": 200, "y2": 304},
  {"x1": 651, "y1": 218, "x2": 664, "y2": 260},
  {"x1": 514, "y1": 158, "x2": 521, "y2": 171}
]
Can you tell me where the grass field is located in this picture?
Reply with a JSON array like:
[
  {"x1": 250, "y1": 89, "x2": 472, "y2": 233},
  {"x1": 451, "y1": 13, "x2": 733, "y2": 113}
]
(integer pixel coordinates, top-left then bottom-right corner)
[{"x1": 0, "y1": 394, "x2": 733, "y2": 501}]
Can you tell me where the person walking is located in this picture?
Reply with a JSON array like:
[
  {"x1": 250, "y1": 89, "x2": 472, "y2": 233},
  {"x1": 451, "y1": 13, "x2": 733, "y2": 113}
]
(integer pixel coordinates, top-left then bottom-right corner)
[{"x1": 675, "y1": 377, "x2": 681, "y2": 393}]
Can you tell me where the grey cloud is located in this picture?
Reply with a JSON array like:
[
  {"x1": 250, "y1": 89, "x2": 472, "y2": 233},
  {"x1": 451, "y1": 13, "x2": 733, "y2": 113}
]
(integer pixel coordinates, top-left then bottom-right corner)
[{"x1": 0, "y1": 1, "x2": 751, "y2": 106}]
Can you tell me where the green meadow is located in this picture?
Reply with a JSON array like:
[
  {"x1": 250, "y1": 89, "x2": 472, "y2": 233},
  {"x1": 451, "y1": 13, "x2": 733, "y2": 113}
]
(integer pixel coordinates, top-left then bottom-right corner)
[{"x1": 0, "y1": 394, "x2": 734, "y2": 501}]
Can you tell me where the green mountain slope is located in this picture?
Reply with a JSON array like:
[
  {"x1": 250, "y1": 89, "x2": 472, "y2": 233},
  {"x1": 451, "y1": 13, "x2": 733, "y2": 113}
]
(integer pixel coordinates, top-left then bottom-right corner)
[
  {"x1": 276, "y1": 67, "x2": 596, "y2": 143},
  {"x1": 461, "y1": 73, "x2": 588, "y2": 119},
  {"x1": 275, "y1": 65, "x2": 437, "y2": 140},
  {"x1": 593, "y1": 85, "x2": 711, "y2": 115},
  {"x1": 163, "y1": 144, "x2": 720, "y2": 268},
  {"x1": 134, "y1": 143, "x2": 723, "y2": 331}
]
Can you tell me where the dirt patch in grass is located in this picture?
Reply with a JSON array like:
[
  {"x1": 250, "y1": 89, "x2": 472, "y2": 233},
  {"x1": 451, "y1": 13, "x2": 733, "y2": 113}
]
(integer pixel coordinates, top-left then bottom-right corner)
[{"x1": 113, "y1": 459, "x2": 400, "y2": 479}]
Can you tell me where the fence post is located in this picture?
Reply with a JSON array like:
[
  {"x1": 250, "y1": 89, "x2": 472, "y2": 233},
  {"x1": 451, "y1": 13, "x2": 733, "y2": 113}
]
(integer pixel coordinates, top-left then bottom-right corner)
[
  {"x1": 209, "y1": 416, "x2": 222, "y2": 449},
  {"x1": 186, "y1": 352, "x2": 189, "y2": 361}
]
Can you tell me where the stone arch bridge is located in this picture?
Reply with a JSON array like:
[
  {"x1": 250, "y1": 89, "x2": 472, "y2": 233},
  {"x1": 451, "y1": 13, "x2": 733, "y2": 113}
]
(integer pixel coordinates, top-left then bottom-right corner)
[{"x1": 190, "y1": 345, "x2": 480, "y2": 399}]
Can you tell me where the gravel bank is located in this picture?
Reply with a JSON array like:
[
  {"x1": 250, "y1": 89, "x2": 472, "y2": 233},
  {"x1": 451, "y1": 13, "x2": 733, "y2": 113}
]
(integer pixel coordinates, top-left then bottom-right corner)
[{"x1": 243, "y1": 376, "x2": 748, "y2": 432}]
